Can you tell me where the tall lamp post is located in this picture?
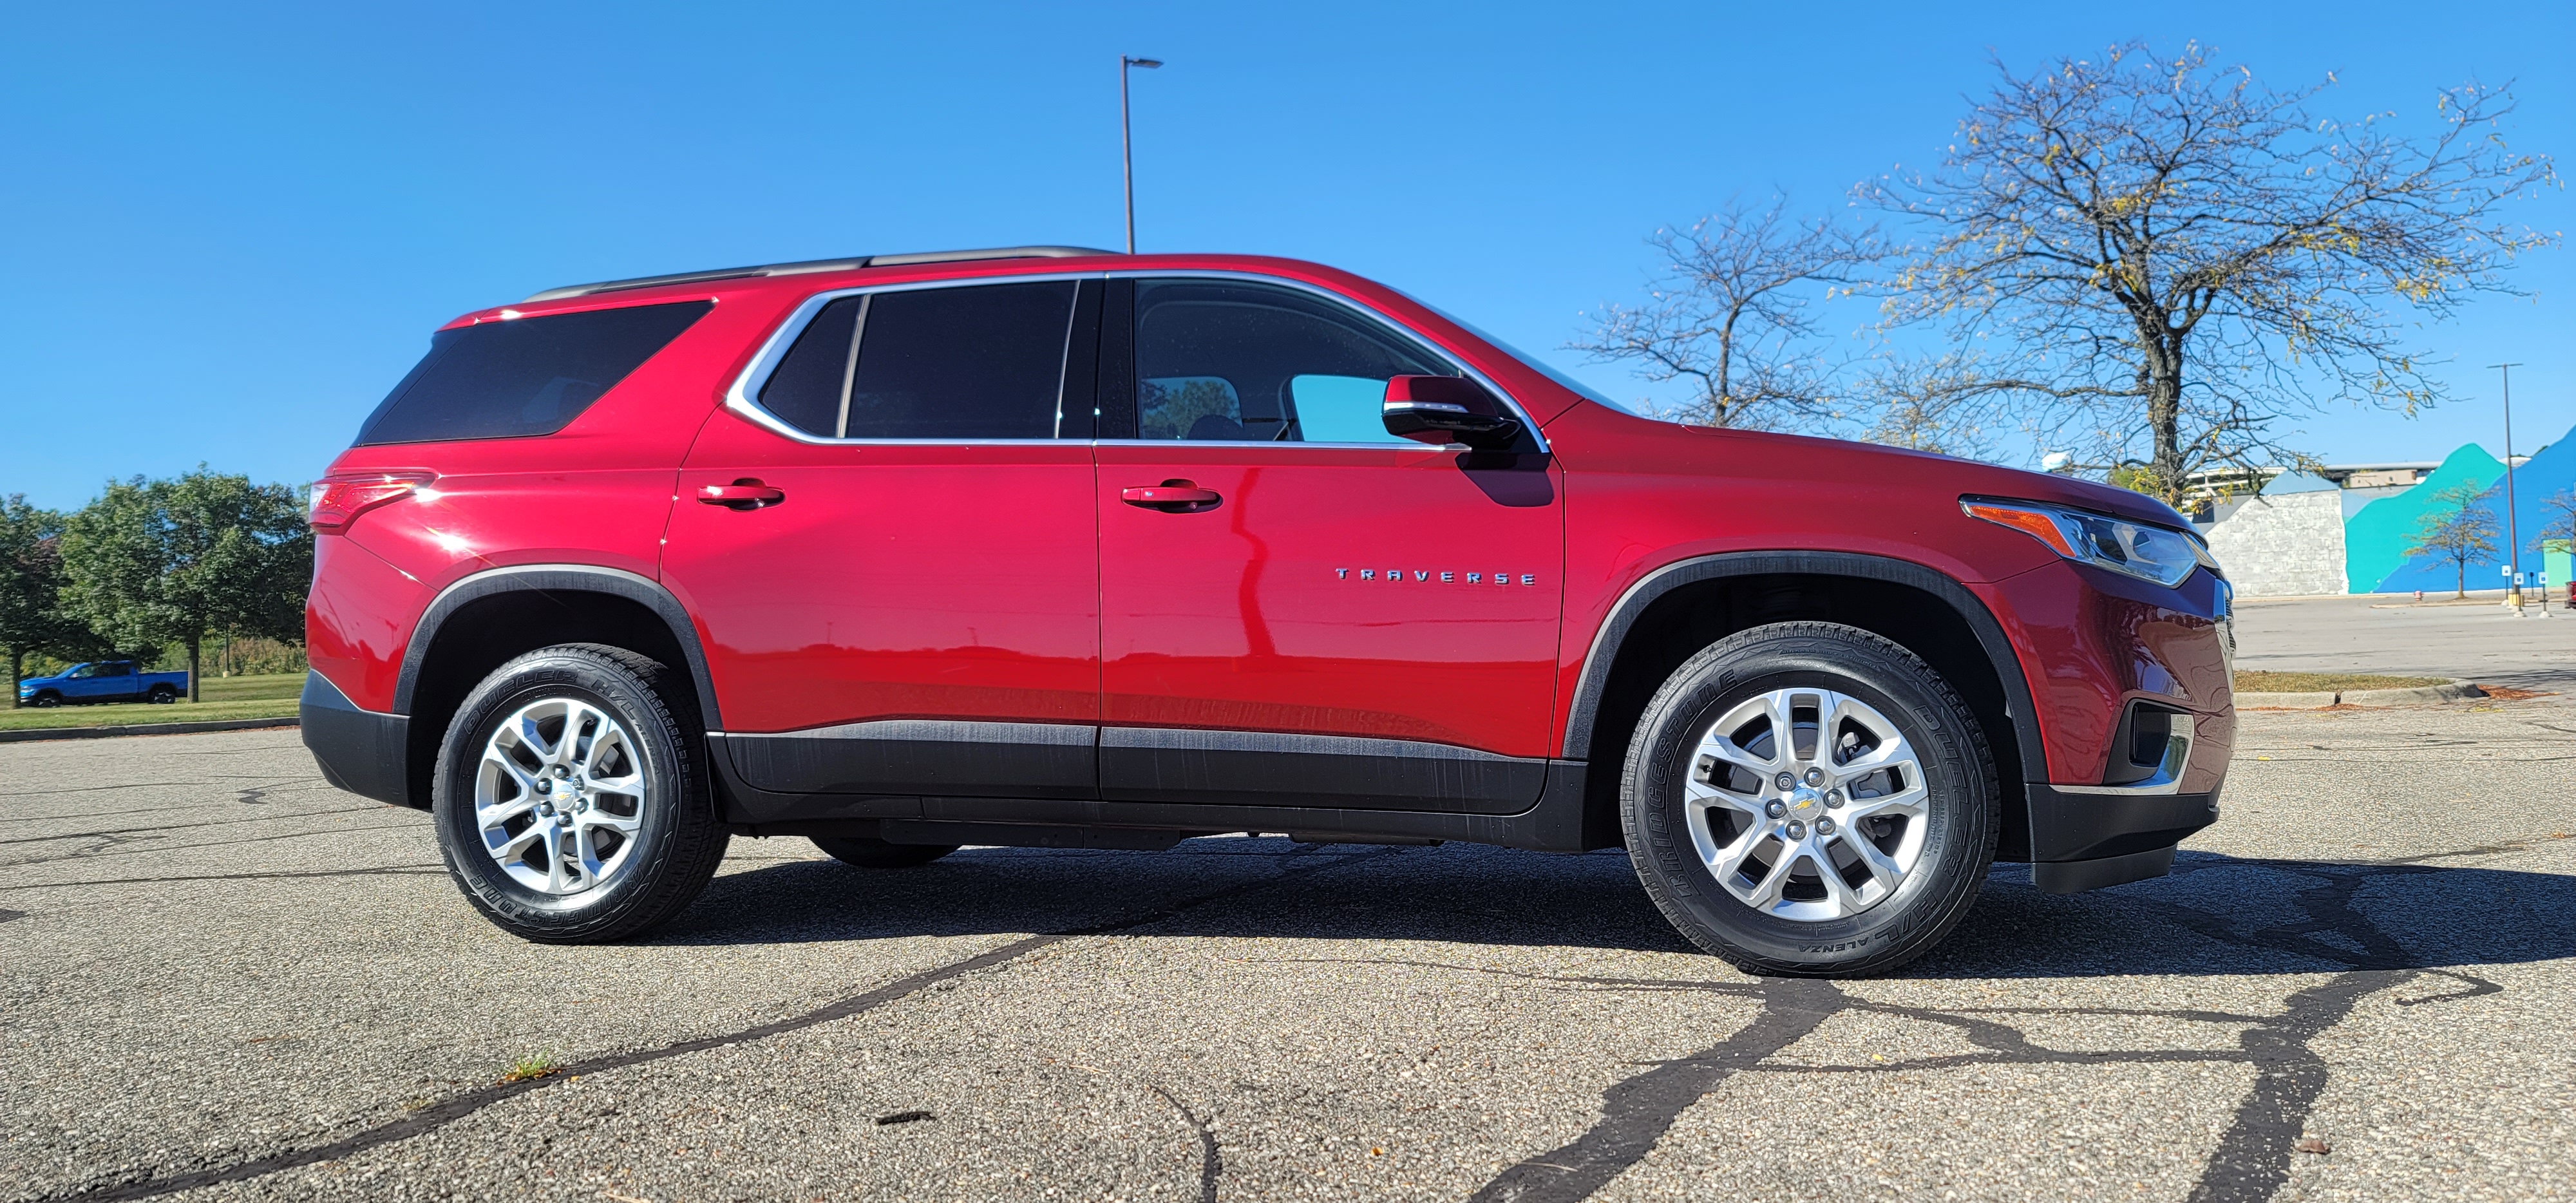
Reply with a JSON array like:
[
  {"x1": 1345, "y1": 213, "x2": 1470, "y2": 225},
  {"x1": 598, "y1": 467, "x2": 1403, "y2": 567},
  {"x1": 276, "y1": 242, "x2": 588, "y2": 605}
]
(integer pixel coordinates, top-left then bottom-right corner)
[
  {"x1": 1120, "y1": 55, "x2": 1163, "y2": 255},
  {"x1": 2494, "y1": 362, "x2": 2525, "y2": 612}
]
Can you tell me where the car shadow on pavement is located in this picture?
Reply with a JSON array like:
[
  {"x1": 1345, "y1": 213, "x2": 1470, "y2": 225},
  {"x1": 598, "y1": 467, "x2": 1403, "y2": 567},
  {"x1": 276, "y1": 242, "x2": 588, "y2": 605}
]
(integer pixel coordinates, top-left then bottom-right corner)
[
  {"x1": 655, "y1": 839, "x2": 2576, "y2": 980},
  {"x1": 1915, "y1": 847, "x2": 2576, "y2": 980}
]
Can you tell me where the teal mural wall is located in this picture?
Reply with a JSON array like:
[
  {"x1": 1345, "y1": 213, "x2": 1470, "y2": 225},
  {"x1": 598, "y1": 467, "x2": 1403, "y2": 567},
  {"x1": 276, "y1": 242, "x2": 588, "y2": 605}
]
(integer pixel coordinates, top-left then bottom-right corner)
[
  {"x1": 2343, "y1": 444, "x2": 2505, "y2": 593},
  {"x1": 2373, "y1": 424, "x2": 2576, "y2": 594}
]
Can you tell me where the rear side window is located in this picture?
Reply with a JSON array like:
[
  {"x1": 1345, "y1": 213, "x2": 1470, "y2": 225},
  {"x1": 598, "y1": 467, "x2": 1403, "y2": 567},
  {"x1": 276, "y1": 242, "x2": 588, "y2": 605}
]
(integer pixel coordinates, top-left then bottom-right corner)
[
  {"x1": 753, "y1": 281, "x2": 1079, "y2": 439},
  {"x1": 357, "y1": 301, "x2": 712, "y2": 445}
]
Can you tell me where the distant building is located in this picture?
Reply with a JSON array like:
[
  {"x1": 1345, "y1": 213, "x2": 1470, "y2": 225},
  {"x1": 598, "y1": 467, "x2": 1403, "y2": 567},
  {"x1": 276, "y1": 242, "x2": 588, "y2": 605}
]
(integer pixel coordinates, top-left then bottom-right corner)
[{"x1": 2194, "y1": 433, "x2": 2563, "y2": 598}]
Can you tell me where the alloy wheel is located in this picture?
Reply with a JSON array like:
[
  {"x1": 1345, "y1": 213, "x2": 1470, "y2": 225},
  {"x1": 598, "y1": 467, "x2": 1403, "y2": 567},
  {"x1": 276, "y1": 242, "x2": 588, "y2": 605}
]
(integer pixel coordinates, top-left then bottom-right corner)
[
  {"x1": 1684, "y1": 687, "x2": 1930, "y2": 921},
  {"x1": 473, "y1": 697, "x2": 648, "y2": 895}
]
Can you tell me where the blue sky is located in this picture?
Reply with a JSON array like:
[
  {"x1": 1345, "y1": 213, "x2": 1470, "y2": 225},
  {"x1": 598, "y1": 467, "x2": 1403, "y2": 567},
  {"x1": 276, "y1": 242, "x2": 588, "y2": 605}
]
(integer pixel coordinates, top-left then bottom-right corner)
[{"x1": 2, "y1": 1, "x2": 2566, "y2": 509}]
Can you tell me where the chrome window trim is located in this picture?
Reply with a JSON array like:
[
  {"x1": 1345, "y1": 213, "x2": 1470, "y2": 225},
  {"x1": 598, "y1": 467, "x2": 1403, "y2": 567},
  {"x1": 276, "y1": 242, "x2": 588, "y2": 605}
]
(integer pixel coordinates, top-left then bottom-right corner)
[
  {"x1": 1110, "y1": 269, "x2": 1547, "y2": 453},
  {"x1": 724, "y1": 272, "x2": 1095, "y2": 446},
  {"x1": 724, "y1": 268, "x2": 1546, "y2": 451}
]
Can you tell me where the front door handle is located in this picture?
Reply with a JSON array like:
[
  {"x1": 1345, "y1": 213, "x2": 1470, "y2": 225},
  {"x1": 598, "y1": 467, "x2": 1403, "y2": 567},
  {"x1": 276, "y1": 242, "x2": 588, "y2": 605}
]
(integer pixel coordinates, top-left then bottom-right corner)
[
  {"x1": 1121, "y1": 481, "x2": 1222, "y2": 513},
  {"x1": 697, "y1": 479, "x2": 785, "y2": 510}
]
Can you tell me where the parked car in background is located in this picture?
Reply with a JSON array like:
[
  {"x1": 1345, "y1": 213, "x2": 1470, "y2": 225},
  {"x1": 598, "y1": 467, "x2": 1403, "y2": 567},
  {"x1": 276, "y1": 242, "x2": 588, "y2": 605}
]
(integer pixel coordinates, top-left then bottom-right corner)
[
  {"x1": 300, "y1": 245, "x2": 2234, "y2": 976},
  {"x1": 17, "y1": 661, "x2": 188, "y2": 706}
]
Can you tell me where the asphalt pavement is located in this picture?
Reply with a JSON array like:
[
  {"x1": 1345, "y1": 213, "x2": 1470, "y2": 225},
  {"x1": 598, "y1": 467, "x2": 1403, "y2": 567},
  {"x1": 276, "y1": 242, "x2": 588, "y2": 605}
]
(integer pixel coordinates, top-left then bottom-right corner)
[
  {"x1": 2230, "y1": 591, "x2": 2576, "y2": 691},
  {"x1": 5, "y1": 687, "x2": 2573, "y2": 1201}
]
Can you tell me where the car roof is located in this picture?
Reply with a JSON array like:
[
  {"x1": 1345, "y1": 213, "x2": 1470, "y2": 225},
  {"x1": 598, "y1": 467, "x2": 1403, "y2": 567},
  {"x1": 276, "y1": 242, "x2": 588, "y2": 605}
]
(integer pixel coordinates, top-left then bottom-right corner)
[{"x1": 520, "y1": 246, "x2": 1121, "y2": 303}]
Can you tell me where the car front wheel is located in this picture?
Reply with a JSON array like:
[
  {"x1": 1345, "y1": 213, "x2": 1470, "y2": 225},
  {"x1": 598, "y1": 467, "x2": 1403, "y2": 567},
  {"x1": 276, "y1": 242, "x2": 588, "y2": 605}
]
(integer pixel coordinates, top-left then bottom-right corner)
[
  {"x1": 1623, "y1": 621, "x2": 1998, "y2": 977},
  {"x1": 431, "y1": 644, "x2": 729, "y2": 943}
]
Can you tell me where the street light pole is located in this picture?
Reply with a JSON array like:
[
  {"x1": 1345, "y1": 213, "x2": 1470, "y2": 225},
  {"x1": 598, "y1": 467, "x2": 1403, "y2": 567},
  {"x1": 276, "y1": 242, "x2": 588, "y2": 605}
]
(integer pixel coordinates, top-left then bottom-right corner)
[
  {"x1": 2494, "y1": 361, "x2": 2525, "y2": 612},
  {"x1": 1120, "y1": 55, "x2": 1162, "y2": 255}
]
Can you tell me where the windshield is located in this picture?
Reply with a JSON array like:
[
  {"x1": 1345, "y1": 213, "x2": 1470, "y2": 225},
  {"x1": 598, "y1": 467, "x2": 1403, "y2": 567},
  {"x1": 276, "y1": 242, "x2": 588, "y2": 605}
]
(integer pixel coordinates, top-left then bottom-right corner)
[{"x1": 1399, "y1": 294, "x2": 1641, "y2": 415}]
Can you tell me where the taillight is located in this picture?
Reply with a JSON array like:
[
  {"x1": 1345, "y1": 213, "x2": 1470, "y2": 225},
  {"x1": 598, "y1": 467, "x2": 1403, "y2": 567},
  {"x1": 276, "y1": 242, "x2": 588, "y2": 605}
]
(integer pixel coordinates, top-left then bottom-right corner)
[{"x1": 310, "y1": 472, "x2": 433, "y2": 533}]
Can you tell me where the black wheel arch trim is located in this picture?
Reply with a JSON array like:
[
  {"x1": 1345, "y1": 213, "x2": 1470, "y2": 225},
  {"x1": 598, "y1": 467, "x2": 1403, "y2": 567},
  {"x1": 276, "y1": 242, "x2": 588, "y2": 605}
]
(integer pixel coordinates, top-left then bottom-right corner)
[
  {"x1": 390, "y1": 564, "x2": 723, "y2": 728},
  {"x1": 1561, "y1": 550, "x2": 2047, "y2": 782}
]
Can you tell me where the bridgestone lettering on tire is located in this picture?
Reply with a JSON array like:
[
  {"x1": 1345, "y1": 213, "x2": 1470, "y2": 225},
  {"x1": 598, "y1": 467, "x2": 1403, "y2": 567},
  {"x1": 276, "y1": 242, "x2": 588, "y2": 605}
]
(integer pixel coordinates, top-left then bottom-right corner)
[
  {"x1": 432, "y1": 644, "x2": 728, "y2": 943},
  {"x1": 1622, "y1": 622, "x2": 1998, "y2": 977}
]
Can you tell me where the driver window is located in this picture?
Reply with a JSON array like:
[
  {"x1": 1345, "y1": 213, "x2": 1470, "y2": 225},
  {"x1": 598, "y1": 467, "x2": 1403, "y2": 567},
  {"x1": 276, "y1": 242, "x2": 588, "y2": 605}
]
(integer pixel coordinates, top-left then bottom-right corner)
[{"x1": 1132, "y1": 280, "x2": 1455, "y2": 444}]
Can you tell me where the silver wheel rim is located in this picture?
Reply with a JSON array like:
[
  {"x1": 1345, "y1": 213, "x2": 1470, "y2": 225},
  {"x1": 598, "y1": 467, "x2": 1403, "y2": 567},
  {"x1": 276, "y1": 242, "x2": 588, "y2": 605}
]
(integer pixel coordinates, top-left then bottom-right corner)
[
  {"x1": 473, "y1": 697, "x2": 648, "y2": 895},
  {"x1": 1683, "y1": 687, "x2": 1931, "y2": 922}
]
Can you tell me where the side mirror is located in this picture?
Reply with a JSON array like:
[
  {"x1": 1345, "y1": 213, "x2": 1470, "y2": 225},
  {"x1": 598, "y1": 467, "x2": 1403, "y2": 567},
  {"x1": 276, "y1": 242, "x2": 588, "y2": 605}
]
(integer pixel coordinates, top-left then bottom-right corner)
[{"x1": 1381, "y1": 375, "x2": 1523, "y2": 450}]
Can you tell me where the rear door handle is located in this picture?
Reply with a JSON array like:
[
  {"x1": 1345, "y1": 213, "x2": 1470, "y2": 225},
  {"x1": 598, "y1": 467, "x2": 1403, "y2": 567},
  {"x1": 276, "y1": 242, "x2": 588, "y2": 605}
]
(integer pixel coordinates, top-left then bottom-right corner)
[
  {"x1": 697, "y1": 480, "x2": 785, "y2": 510},
  {"x1": 1120, "y1": 482, "x2": 1222, "y2": 512}
]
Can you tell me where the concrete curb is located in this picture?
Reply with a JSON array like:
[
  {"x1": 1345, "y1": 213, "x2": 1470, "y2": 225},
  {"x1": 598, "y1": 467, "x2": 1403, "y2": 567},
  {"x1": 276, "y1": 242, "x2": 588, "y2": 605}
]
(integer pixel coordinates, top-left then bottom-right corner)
[
  {"x1": 2236, "y1": 681, "x2": 2485, "y2": 709},
  {"x1": 0, "y1": 716, "x2": 301, "y2": 744}
]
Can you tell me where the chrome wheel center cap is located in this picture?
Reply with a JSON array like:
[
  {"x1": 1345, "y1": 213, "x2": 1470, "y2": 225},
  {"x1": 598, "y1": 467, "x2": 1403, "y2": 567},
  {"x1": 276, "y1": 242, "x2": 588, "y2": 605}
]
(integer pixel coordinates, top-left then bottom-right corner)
[{"x1": 1784, "y1": 784, "x2": 1825, "y2": 817}]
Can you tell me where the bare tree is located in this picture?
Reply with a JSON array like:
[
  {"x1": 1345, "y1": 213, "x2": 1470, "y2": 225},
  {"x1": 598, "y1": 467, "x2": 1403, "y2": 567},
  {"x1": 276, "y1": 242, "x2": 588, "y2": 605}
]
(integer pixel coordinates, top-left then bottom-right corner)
[
  {"x1": 2536, "y1": 487, "x2": 2576, "y2": 601},
  {"x1": 1570, "y1": 196, "x2": 1884, "y2": 429},
  {"x1": 1871, "y1": 43, "x2": 2557, "y2": 501},
  {"x1": 1852, "y1": 352, "x2": 2009, "y2": 459},
  {"x1": 2404, "y1": 483, "x2": 2500, "y2": 599},
  {"x1": 2533, "y1": 486, "x2": 2576, "y2": 553}
]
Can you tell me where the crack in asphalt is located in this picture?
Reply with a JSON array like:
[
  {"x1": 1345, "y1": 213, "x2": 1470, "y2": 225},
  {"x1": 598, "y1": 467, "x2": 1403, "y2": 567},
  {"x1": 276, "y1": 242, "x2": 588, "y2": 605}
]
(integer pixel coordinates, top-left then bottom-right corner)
[
  {"x1": 35, "y1": 845, "x2": 1403, "y2": 1202},
  {"x1": 1314, "y1": 838, "x2": 2542, "y2": 1203},
  {"x1": 1150, "y1": 1085, "x2": 1223, "y2": 1203},
  {"x1": 1468, "y1": 978, "x2": 1841, "y2": 1203},
  {"x1": 0, "y1": 820, "x2": 428, "y2": 868},
  {"x1": 0, "y1": 804, "x2": 386, "y2": 845},
  {"x1": 0, "y1": 864, "x2": 447, "y2": 892}
]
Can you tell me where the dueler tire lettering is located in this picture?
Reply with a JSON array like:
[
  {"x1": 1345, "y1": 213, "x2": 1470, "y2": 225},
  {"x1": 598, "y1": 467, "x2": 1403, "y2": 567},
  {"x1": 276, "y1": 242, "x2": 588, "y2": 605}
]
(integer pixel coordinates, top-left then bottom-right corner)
[
  {"x1": 1620, "y1": 621, "x2": 1998, "y2": 978},
  {"x1": 431, "y1": 643, "x2": 729, "y2": 943}
]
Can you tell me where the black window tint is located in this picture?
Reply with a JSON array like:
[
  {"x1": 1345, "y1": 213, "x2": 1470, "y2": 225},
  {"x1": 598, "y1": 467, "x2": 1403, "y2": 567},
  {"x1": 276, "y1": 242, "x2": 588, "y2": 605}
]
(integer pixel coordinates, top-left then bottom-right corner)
[
  {"x1": 755, "y1": 296, "x2": 863, "y2": 437},
  {"x1": 1130, "y1": 280, "x2": 1450, "y2": 442},
  {"x1": 839, "y1": 282, "x2": 1075, "y2": 439},
  {"x1": 357, "y1": 301, "x2": 711, "y2": 445}
]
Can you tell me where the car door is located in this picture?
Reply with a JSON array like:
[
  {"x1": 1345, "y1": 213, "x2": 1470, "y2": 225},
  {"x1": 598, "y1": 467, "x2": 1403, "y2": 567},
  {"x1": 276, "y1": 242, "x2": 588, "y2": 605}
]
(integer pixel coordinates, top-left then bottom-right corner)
[
  {"x1": 661, "y1": 276, "x2": 1104, "y2": 814},
  {"x1": 1094, "y1": 276, "x2": 1565, "y2": 814},
  {"x1": 76, "y1": 662, "x2": 137, "y2": 701}
]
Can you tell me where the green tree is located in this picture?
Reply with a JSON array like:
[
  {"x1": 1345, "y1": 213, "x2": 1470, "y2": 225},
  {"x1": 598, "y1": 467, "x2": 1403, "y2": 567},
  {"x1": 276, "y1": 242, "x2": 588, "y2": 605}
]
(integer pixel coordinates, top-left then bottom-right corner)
[
  {"x1": 59, "y1": 469, "x2": 313, "y2": 702},
  {"x1": 0, "y1": 496, "x2": 106, "y2": 706},
  {"x1": 2403, "y1": 483, "x2": 2500, "y2": 600}
]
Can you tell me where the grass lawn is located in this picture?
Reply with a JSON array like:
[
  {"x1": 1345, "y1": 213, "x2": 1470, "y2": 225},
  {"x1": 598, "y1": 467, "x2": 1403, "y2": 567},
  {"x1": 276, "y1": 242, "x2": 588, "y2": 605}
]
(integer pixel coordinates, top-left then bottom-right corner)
[
  {"x1": 2, "y1": 672, "x2": 303, "y2": 732},
  {"x1": 2233, "y1": 670, "x2": 2452, "y2": 694}
]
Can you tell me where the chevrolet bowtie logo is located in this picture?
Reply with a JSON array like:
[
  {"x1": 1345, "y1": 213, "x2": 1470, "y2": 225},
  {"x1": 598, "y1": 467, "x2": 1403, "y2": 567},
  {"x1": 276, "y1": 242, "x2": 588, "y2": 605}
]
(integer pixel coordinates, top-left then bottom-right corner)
[{"x1": 1336, "y1": 569, "x2": 1539, "y2": 585}]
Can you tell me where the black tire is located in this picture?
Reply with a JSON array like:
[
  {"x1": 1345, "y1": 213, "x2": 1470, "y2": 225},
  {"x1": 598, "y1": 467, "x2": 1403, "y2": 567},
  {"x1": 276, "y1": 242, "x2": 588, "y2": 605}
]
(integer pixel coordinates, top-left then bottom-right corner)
[
  {"x1": 28, "y1": 692, "x2": 59, "y2": 708},
  {"x1": 1622, "y1": 621, "x2": 1997, "y2": 978},
  {"x1": 146, "y1": 685, "x2": 178, "y2": 704},
  {"x1": 810, "y1": 836, "x2": 959, "y2": 868},
  {"x1": 431, "y1": 643, "x2": 729, "y2": 943}
]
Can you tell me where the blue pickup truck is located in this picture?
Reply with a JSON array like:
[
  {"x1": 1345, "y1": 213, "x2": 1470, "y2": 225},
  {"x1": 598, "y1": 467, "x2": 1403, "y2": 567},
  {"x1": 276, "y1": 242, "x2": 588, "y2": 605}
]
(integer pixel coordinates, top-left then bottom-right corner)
[{"x1": 17, "y1": 661, "x2": 189, "y2": 707}]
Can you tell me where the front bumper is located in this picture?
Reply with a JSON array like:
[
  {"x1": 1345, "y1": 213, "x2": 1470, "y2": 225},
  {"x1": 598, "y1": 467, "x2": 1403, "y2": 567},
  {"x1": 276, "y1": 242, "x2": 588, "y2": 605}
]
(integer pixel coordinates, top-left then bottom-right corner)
[{"x1": 2025, "y1": 785, "x2": 2220, "y2": 892}]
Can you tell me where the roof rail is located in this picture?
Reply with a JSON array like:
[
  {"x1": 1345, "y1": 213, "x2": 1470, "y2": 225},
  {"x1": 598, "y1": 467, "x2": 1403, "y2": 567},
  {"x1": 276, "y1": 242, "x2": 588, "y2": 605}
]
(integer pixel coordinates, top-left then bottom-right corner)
[{"x1": 523, "y1": 245, "x2": 1121, "y2": 303}]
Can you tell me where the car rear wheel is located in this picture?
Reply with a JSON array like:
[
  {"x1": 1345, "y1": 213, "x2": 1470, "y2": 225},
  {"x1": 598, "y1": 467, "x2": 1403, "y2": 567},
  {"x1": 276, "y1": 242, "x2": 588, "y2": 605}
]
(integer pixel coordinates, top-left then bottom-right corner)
[
  {"x1": 811, "y1": 835, "x2": 959, "y2": 868},
  {"x1": 1622, "y1": 621, "x2": 1997, "y2": 977},
  {"x1": 432, "y1": 644, "x2": 728, "y2": 943},
  {"x1": 146, "y1": 685, "x2": 178, "y2": 704}
]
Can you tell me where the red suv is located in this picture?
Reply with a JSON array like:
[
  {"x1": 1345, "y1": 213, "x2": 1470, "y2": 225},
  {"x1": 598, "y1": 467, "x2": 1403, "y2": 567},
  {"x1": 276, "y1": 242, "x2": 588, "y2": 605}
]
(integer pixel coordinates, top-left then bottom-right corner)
[{"x1": 302, "y1": 246, "x2": 2233, "y2": 976}]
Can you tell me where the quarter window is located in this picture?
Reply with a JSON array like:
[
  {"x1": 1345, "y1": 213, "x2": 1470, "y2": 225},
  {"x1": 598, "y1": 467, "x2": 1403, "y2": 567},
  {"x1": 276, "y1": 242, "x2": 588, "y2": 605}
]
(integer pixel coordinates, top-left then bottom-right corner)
[
  {"x1": 1130, "y1": 279, "x2": 1454, "y2": 443},
  {"x1": 357, "y1": 301, "x2": 712, "y2": 446},
  {"x1": 755, "y1": 281, "x2": 1079, "y2": 439}
]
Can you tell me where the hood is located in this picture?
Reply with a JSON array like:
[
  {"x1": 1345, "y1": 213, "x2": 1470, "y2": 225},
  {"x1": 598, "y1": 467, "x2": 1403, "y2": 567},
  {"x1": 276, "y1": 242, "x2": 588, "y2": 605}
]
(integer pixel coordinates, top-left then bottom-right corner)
[{"x1": 1558, "y1": 405, "x2": 2195, "y2": 531}]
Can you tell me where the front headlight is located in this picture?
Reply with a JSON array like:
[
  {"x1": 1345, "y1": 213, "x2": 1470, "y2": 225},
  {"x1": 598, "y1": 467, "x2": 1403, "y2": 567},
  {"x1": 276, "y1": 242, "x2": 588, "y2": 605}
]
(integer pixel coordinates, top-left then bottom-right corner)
[{"x1": 1963, "y1": 498, "x2": 2206, "y2": 588}]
